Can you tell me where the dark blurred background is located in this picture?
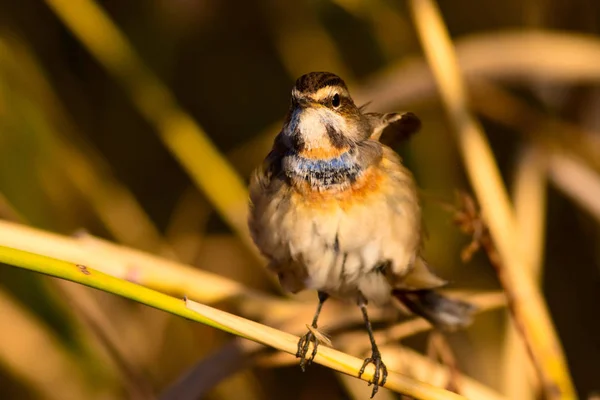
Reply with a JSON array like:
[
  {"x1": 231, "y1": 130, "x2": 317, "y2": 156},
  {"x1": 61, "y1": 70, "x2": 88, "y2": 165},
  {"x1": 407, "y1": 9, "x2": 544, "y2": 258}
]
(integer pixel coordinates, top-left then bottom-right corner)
[{"x1": 0, "y1": 0, "x2": 599, "y2": 399}]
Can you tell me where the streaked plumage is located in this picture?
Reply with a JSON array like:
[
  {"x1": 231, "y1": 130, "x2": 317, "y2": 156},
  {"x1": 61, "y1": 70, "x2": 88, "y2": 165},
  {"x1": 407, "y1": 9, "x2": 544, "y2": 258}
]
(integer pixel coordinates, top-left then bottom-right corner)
[{"x1": 248, "y1": 72, "x2": 474, "y2": 397}]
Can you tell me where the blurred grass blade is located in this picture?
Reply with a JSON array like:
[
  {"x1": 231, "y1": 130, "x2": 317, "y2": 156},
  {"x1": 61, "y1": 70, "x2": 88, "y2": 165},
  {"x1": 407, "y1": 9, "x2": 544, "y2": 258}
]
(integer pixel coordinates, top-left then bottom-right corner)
[
  {"x1": 408, "y1": 0, "x2": 576, "y2": 399},
  {"x1": 548, "y1": 154, "x2": 600, "y2": 222},
  {"x1": 0, "y1": 219, "x2": 305, "y2": 327},
  {"x1": 359, "y1": 30, "x2": 600, "y2": 112},
  {"x1": 54, "y1": 280, "x2": 156, "y2": 399},
  {"x1": 0, "y1": 244, "x2": 466, "y2": 400},
  {"x1": 369, "y1": 292, "x2": 505, "y2": 348},
  {"x1": 0, "y1": 36, "x2": 171, "y2": 254},
  {"x1": 184, "y1": 299, "x2": 466, "y2": 400},
  {"x1": 170, "y1": 290, "x2": 505, "y2": 400},
  {"x1": 42, "y1": 0, "x2": 255, "y2": 255},
  {"x1": 0, "y1": 219, "x2": 257, "y2": 305},
  {"x1": 469, "y1": 80, "x2": 600, "y2": 224},
  {"x1": 502, "y1": 146, "x2": 548, "y2": 399},
  {"x1": 0, "y1": 289, "x2": 100, "y2": 400},
  {"x1": 338, "y1": 373, "x2": 397, "y2": 400},
  {"x1": 382, "y1": 346, "x2": 506, "y2": 400},
  {"x1": 263, "y1": 0, "x2": 352, "y2": 81},
  {"x1": 255, "y1": 343, "x2": 506, "y2": 400}
]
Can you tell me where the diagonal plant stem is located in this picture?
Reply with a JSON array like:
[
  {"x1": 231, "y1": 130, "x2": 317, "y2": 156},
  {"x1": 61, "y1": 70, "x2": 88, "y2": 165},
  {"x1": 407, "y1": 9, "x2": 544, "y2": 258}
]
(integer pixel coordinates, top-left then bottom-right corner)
[
  {"x1": 502, "y1": 146, "x2": 548, "y2": 399},
  {"x1": 41, "y1": 0, "x2": 262, "y2": 263},
  {"x1": 470, "y1": 79, "x2": 600, "y2": 225},
  {"x1": 408, "y1": 0, "x2": 576, "y2": 399},
  {"x1": 0, "y1": 37, "x2": 172, "y2": 255},
  {"x1": 255, "y1": 343, "x2": 506, "y2": 400},
  {"x1": 161, "y1": 290, "x2": 505, "y2": 400},
  {"x1": 0, "y1": 218, "x2": 507, "y2": 400},
  {"x1": 0, "y1": 244, "x2": 466, "y2": 400}
]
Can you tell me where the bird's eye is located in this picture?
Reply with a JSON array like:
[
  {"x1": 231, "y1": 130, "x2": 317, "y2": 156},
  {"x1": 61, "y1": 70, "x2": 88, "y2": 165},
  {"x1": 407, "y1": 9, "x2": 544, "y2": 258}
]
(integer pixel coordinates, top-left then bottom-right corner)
[{"x1": 331, "y1": 93, "x2": 341, "y2": 108}]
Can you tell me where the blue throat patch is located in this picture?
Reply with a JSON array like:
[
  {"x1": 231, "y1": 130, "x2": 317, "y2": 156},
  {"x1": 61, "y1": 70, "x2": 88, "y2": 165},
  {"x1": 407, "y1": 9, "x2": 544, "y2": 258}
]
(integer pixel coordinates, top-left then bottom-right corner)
[
  {"x1": 284, "y1": 151, "x2": 362, "y2": 187},
  {"x1": 295, "y1": 152, "x2": 355, "y2": 172}
]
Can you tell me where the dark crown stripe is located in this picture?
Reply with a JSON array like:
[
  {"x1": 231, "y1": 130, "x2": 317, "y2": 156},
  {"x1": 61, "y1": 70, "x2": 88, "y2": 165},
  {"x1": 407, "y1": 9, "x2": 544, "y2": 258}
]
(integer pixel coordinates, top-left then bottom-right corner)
[
  {"x1": 320, "y1": 76, "x2": 344, "y2": 90},
  {"x1": 295, "y1": 72, "x2": 347, "y2": 93}
]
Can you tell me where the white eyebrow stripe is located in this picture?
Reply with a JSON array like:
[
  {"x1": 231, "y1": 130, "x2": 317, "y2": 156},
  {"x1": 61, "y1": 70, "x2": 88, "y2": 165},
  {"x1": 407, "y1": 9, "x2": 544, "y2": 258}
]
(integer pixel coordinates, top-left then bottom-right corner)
[{"x1": 310, "y1": 86, "x2": 350, "y2": 102}]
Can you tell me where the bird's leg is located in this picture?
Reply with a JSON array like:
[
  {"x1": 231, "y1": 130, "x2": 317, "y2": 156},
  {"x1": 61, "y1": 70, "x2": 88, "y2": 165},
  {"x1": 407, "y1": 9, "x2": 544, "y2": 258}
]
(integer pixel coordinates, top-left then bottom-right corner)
[
  {"x1": 296, "y1": 291, "x2": 329, "y2": 370},
  {"x1": 357, "y1": 295, "x2": 388, "y2": 398}
]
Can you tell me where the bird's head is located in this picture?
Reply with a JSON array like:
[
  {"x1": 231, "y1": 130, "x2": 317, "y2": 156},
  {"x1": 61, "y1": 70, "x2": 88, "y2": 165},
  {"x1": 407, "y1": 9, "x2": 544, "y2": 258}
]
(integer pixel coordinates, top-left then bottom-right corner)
[{"x1": 281, "y1": 72, "x2": 370, "y2": 159}]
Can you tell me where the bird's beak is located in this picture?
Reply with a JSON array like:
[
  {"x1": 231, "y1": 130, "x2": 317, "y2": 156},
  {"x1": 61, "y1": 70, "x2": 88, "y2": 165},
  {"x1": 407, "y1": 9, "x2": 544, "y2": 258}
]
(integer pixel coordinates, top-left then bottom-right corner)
[{"x1": 292, "y1": 96, "x2": 311, "y2": 111}]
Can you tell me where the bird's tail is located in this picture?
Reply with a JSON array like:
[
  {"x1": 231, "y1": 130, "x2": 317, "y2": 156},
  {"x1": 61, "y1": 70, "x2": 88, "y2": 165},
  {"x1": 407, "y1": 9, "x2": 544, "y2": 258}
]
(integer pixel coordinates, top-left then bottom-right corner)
[{"x1": 392, "y1": 289, "x2": 476, "y2": 331}]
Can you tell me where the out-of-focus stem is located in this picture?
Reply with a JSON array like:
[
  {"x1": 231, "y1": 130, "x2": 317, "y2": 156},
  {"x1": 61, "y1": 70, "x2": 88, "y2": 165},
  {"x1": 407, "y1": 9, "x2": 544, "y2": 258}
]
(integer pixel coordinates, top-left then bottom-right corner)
[
  {"x1": 408, "y1": 0, "x2": 576, "y2": 398},
  {"x1": 42, "y1": 0, "x2": 260, "y2": 262},
  {"x1": 501, "y1": 146, "x2": 548, "y2": 399}
]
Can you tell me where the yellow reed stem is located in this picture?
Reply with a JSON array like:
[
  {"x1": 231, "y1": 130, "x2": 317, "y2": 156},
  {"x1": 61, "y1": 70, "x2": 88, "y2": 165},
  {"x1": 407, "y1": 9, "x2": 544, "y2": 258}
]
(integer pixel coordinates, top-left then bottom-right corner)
[
  {"x1": 501, "y1": 146, "x2": 548, "y2": 399},
  {"x1": 0, "y1": 244, "x2": 466, "y2": 400},
  {"x1": 408, "y1": 0, "x2": 576, "y2": 398}
]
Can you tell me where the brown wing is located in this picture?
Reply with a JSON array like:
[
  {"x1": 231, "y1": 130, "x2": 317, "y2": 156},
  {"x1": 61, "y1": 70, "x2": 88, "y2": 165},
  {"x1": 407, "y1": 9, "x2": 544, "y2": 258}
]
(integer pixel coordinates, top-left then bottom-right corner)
[
  {"x1": 248, "y1": 134, "x2": 286, "y2": 255},
  {"x1": 366, "y1": 112, "x2": 421, "y2": 146},
  {"x1": 374, "y1": 145, "x2": 447, "y2": 291},
  {"x1": 248, "y1": 135, "x2": 309, "y2": 293}
]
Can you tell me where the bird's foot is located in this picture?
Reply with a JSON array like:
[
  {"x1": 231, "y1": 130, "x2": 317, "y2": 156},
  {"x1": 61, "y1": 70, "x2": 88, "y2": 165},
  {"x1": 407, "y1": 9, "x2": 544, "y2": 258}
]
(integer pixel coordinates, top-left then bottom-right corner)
[
  {"x1": 296, "y1": 329, "x2": 319, "y2": 371},
  {"x1": 358, "y1": 349, "x2": 388, "y2": 398}
]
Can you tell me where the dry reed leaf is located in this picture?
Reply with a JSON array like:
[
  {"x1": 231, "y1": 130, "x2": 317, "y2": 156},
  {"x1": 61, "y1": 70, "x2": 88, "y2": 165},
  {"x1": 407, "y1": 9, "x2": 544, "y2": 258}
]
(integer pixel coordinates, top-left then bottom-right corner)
[
  {"x1": 306, "y1": 323, "x2": 333, "y2": 348},
  {"x1": 470, "y1": 79, "x2": 600, "y2": 174}
]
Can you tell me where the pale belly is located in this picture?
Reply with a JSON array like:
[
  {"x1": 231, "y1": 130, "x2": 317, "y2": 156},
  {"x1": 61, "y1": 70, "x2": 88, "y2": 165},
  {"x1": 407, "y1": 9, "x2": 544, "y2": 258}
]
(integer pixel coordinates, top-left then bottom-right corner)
[{"x1": 252, "y1": 170, "x2": 420, "y2": 306}]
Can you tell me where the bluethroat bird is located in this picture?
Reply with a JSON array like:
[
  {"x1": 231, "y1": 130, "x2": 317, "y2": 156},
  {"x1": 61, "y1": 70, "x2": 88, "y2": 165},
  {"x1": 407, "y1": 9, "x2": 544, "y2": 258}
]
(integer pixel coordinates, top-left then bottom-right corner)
[{"x1": 248, "y1": 72, "x2": 475, "y2": 397}]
